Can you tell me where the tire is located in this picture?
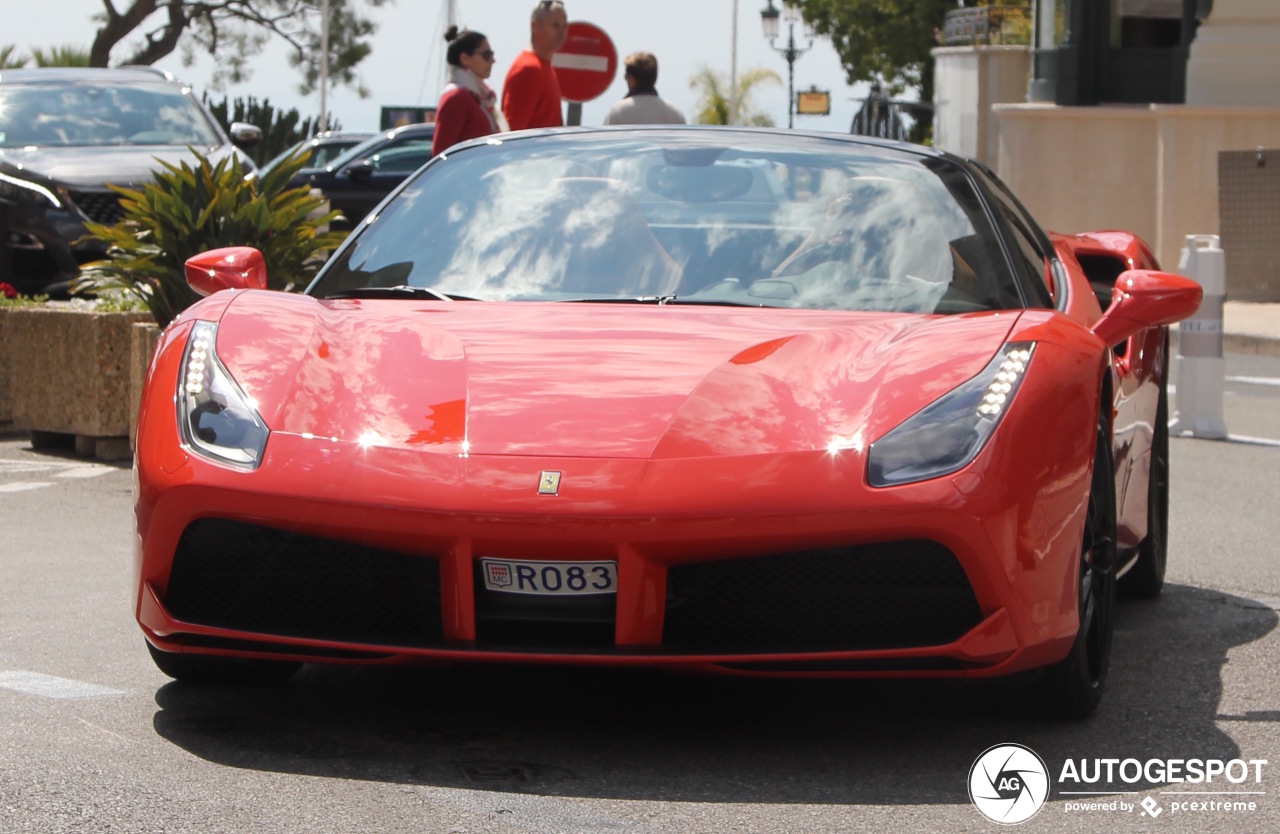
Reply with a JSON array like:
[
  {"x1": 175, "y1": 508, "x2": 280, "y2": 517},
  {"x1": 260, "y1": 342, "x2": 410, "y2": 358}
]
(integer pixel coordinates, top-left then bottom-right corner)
[
  {"x1": 1034, "y1": 417, "x2": 1118, "y2": 719},
  {"x1": 1119, "y1": 373, "x2": 1169, "y2": 599},
  {"x1": 146, "y1": 641, "x2": 301, "y2": 685}
]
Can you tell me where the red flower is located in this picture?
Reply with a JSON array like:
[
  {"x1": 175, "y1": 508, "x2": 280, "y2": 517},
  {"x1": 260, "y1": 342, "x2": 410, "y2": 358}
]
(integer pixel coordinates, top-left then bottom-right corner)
[{"x1": 0, "y1": 283, "x2": 17, "y2": 299}]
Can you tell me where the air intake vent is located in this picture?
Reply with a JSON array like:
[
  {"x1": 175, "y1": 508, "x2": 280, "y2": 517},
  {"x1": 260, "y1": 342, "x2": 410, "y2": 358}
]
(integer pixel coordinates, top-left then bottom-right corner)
[
  {"x1": 664, "y1": 540, "x2": 983, "y2": 653},
  {"x1": 165, "y1": 519, "x2": 443, "y2": 647}
]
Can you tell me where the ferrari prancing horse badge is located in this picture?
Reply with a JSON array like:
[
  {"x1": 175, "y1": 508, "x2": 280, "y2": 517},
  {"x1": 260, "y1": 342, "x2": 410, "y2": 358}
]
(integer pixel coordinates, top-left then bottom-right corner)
[{"x1": 538, "y1": 471, "x2": 562, "y2": 495}]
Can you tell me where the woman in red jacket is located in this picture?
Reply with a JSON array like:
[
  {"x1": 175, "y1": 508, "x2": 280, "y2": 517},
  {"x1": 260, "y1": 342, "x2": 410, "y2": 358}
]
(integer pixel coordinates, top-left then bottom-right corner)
[{"x1": 431, "y1": 27, "x2": 509, "y2": 157}]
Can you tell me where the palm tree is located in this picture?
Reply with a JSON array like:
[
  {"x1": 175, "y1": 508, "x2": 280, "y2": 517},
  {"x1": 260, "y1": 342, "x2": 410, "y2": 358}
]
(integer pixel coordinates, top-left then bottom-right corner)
[
  {"x1": 0, "y1": 44, "x2": 92, "y2": 68},
  {"x1": 689, "y1": 66, "x2": 782, "y2": 126},
  {"x1": 1, "y1": 45, "x2": 29, "y2": 69},
  {"x1": 30, "y1": 45, "x2": 91, "y2": 67}
]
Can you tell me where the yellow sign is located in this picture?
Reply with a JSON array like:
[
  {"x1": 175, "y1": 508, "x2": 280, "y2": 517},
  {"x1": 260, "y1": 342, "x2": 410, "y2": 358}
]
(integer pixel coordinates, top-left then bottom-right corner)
[{"x1": 796, "y1": 89, "x2": 831, "y2": 116}]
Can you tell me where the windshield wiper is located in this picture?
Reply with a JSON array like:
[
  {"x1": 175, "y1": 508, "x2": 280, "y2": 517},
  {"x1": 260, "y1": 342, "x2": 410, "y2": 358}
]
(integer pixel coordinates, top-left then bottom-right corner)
[
  {"x1": 661, "y1": 297, "x2": 780, "y2": 308},
  {"x1": 322, "y1": 285, "x2": 478, "y2": 301},
  {"x1": 556, "y1": 295, "x2": 781, "y2": 308},
  {"x1": 555, "y1": 296, "x2": 675, "y2": 304}
]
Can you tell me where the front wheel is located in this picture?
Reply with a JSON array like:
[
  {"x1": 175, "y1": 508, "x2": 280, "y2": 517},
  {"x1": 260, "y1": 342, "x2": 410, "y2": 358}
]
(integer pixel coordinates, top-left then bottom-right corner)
[
  {"x1": 147, "y1": 641, "x2": 300, "y2": 685},
  {"x1": 1034, "y1": 417, "x2": 1118, "y2": 719}
]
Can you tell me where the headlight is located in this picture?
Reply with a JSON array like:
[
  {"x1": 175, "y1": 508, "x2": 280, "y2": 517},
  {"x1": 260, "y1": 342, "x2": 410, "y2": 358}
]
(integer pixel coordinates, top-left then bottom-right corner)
[
  {"x1": 177, "y1": 321, "x2": 269, "y2": 469},
  {"x1": 0, "y1": 170, "x2": 63, "y2": 208},
  {"x1": 867, "y1": 343, "x2": 1035, "y2": 487}
]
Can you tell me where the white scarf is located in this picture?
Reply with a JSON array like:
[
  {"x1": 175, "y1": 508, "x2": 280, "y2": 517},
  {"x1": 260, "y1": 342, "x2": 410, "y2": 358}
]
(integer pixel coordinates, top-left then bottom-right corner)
[{"x1": 448, "y1": 66, "x2": 510, "y2": 134}]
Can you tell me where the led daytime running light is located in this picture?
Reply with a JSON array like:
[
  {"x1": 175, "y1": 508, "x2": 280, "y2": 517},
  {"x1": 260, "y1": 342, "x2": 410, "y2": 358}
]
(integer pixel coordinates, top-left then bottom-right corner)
[
  {"x1": 177, "y1": 321, "x2": 269, "y2": 469},
  {"x1": 978, "y1": 348, "x2": 1031, "y2": 417}
]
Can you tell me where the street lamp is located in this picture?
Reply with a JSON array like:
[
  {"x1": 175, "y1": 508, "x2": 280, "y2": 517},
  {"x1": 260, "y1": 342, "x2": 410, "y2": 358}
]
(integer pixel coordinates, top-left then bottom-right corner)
[{"x1": 760, "y1": 0, "x2": 813, "y2": 128}]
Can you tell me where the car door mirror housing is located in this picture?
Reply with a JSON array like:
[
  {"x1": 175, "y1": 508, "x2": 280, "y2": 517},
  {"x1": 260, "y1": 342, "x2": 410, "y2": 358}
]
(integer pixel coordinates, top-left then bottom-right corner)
[
  {"x1": 1091, "y1": 269, "x2": 1202, "y2": 347},
  {"x1": 346, "y1": 160, "x2": 375, "y2": 183},
  {"x1": 228, "y1": 121, "x2": 263, "y2": 149},
  {"x1": 185, "y1": 247, "x2": 269, "y2": 296}
]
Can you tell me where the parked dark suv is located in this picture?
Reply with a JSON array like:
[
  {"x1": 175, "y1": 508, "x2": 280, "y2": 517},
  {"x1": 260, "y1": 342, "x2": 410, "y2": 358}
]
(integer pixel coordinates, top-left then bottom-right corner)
[
  {"x1": 0, "y1": 67, "x2": 261, "y2": 296},
  {"x1": 302, "y1": 122, "x2": 435, "y2": 231}
]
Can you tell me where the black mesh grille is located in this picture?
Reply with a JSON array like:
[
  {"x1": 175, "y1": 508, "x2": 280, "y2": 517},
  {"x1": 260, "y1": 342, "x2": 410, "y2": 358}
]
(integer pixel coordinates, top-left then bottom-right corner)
[
  {"x1": 164, "y1": 519, "x2": 443, "y2": 647},
  {"x1": 68, "y1": 190, "x2": 125, "y2": 225},
  {"x1": 663, "y1": 540, "x2": 983, "y2": 653}
]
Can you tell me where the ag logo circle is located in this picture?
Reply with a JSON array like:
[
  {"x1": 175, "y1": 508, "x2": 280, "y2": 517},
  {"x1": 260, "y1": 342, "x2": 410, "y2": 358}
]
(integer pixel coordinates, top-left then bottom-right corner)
[{"x1": 968, "y1": 743, "x2": 1051, "y2": 824}]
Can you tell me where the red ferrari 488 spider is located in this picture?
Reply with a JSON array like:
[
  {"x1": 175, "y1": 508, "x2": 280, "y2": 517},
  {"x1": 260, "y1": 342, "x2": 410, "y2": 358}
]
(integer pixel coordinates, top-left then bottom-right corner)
[{"x1": 133, "y1": 127, "x2": 1200, "y2": 717}]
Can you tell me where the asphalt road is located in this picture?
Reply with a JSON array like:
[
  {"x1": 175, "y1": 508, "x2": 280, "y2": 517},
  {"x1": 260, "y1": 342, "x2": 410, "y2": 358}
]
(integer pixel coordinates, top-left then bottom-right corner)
[{"x1": 0, "y1": 351, "x2": 1277, "y2": 834}]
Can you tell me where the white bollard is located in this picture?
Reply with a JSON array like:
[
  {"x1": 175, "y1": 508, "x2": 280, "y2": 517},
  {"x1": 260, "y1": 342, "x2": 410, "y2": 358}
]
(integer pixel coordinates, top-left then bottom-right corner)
[{"x1": 1169, "y1": 234, "x2": 1228, "y2": 439}]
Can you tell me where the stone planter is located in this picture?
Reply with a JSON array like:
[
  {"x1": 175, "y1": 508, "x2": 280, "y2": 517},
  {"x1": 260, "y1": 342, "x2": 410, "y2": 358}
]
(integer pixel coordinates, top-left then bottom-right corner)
[
  {"x1": 0, "y1": 309, "x2": 12, "y2": 429},
  {"x1": 4, "y1": 307, "x2": 155, "y2": 460}
]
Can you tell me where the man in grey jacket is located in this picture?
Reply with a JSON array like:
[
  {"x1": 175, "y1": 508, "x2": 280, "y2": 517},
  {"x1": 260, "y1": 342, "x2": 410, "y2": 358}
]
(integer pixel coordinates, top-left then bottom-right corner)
[{"x1": 604, "y1": 52, "x2": 686, "y2": 125}]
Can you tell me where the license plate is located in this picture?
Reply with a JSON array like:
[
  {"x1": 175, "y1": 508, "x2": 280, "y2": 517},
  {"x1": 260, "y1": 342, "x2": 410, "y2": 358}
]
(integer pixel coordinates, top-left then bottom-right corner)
[{"x1": 480, "y1": 558, "x2": 617, "y2": 596}]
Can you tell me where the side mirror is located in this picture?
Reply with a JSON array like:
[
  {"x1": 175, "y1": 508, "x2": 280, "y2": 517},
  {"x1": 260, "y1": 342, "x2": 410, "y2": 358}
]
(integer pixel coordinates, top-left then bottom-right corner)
[
  {"x1": 1091, "y1": 269, "x2": 1203, "y2": 347},
  {"x1": 345, "y1": 160, "x2": 375, "y2": 183},
  {"x1": 228, "y1": 121, "x2": 263, "y2": 149},
  {"x1": 185, "y1": 247, "x2": 269, "y2": 296}
]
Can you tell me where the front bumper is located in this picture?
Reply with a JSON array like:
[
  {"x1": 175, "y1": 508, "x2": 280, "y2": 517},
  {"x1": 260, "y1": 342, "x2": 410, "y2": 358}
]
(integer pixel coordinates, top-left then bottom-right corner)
[{"x1": 135, "y1": 426, "x2": 1088, "y2": 679}]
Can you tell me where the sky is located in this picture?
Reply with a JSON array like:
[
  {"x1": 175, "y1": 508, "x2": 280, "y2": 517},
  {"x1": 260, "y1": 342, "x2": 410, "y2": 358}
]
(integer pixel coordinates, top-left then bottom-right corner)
[{"x1": 13, "y1": 0, "x2": 877, "y2": 135}]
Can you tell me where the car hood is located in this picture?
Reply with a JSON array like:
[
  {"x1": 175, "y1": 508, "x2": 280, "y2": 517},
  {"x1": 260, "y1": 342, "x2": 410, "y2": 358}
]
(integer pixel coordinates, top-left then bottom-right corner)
[
  {"x1": 210, "y1": 292, "x2": 1020, "y2": 459},
  {"x1": 0, "y1": 143, "x2": 240, "y2": 189}
]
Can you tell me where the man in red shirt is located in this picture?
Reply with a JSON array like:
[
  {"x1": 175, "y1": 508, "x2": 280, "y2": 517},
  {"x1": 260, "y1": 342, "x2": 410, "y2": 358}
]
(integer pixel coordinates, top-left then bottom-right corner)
[{"x1": 501, "y1": 0, "x2": 568, "y2": 131}]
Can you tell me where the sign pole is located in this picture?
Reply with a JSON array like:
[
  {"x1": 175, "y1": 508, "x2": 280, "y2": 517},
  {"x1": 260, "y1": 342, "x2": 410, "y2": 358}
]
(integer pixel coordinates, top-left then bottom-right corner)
[{"x1": 566, "y1": 102, "x2": 583, "y2": 126}]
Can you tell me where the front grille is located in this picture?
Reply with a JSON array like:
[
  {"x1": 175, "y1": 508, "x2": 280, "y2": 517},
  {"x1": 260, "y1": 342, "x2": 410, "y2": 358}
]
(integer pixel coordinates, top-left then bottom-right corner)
[
  {"x1": 68, "y1": 189, "x2": 125, "y2": 225},
  {"x1": 164, "y1": 519, "x2": 443, "y2": 647},
  {"x1": 663, "y1": 540, "x2": 983, "y2": 653}
]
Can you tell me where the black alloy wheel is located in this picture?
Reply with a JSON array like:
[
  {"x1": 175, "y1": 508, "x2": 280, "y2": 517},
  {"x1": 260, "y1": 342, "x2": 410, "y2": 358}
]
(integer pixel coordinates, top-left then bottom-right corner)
[{"x1": 1034, "y1": 414, "x2": 1118, "y2": 719}]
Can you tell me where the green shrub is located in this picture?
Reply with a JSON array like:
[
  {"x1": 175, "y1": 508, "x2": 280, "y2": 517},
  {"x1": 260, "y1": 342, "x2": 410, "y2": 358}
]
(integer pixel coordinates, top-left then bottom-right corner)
[
  {"x1": 0, "y1": 286, "x2": 49, "y2": 307},
  {"x1": 77, "y1": 148, "x2": 345, "y2": 327}
]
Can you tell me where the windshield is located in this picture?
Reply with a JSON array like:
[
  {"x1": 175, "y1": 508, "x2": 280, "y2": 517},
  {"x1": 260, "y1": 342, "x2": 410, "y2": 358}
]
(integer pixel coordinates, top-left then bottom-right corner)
[
  {"x1": 260, "y1": 135, "x2": 372, "y2": 177},
  {"x1": 310, "y1": 131, "x2": 1026, "y2": 314},
  {"x1": 0, "y1": 81, "x2": 223, "y2": 149}
]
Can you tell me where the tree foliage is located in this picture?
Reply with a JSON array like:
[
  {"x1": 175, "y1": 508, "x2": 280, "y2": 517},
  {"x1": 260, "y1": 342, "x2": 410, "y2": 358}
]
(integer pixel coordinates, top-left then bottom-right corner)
[
  {"x1": 1, "y1": 44, "x2": 91, "y2": 68},
  {"x1": 797, "y1": 0, "x2": 958, "y2": 129},
  {"x1": 0, "y1": 45, "x2": 27, "y2": 69},
  {"x1": 84, "y1": 0, "x2": 387, "y2": 96},
  {"x1": 688, "y1": 66, "x2": 782, "y2": 126}
]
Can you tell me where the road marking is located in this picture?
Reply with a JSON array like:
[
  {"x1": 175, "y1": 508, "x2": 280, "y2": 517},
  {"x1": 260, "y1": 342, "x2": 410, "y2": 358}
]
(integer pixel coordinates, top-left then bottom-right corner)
[
  {"x1": 1226, "y1": 434, "x2": 1280, "y2": 448},
  {"x1": 0, "y1": 461, "x2": 65, "y2": 474},
  {"x1": 76, "y1": 717, "x2": 132, "y2": 743},
  {"x1": 0, "y1": 671, "x2": 125, "y2": 699},
  {"x1": 1226, "y1": 375, "x2": 1280, "y2": 387},
  {"x1": 0, "y1": 482, "x2": 54, "y2": 493},
  {"x1": 0, "y1": 459, "x2": 115, "y2": 476},
  {"x1": 54, "y1": 465, "x2": 114, "y2": 479}
]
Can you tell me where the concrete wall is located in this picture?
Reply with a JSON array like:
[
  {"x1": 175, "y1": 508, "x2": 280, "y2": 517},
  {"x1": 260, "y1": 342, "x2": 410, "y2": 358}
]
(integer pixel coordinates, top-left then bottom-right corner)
[
  {"x1": 1186, "y1": 0, "x2": 1280, "y2": 107},
  {"x1": 933, "y1": 46, "x2": 1032, "y2": 167},
  {"x1": 993, "y1": 103, "x2": 1280, "y2": 287}
]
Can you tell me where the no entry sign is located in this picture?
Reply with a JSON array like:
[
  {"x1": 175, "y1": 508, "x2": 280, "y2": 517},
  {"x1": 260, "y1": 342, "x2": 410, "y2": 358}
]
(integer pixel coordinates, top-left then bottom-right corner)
[{"x1": 552, "y1": 21, "x2": 618, "y2": 104}]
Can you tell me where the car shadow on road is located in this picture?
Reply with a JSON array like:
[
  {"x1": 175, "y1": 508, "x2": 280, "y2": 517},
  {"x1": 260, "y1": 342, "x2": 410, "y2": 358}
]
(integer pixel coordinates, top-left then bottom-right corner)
[{"x1": 150, "y1": 583, "x2": 1276, "y2": 805}]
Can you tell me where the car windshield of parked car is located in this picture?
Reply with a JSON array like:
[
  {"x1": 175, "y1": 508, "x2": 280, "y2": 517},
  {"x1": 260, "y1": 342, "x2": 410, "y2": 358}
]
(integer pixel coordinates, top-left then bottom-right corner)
[
  {"x1": 0, "y1": 81, "x2": 222, "y2": 148},
  {"x1": 310, "y1": 132, "x2": 1026, "y2": 314},
  {"x1": 259, "y1": 135, "x2": 371, "y2": 179}
]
